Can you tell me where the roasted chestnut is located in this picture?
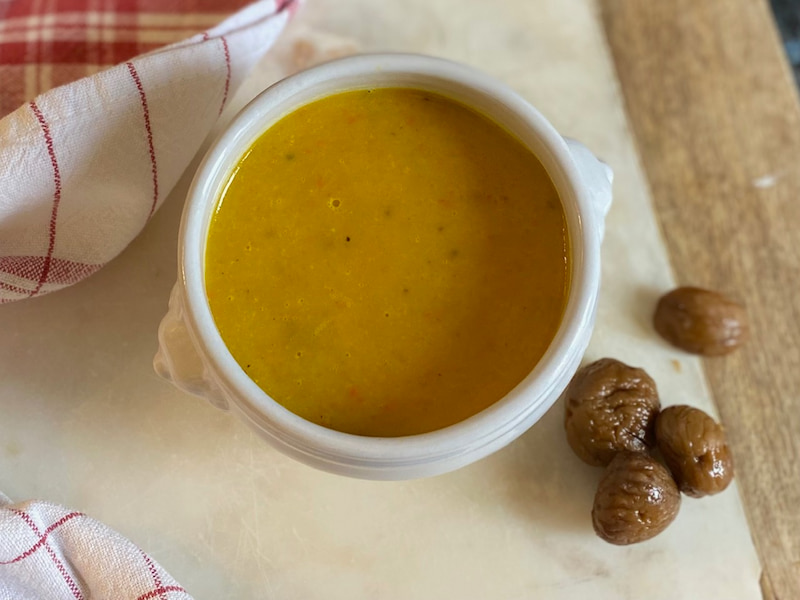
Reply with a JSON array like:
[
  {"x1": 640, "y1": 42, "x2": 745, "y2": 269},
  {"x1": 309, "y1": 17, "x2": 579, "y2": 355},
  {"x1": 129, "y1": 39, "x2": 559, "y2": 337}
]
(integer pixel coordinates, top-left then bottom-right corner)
[
  {"x1": 653, "y1": 287, "x2": 748, "y2": 356},
  {"x1": 564, "y1": 358, "x2": 661, "y2": 466},
  {"x1": 656, "y1": 405, "x2": 734, "y2": 497},
  {"x1": 592, "y1": 452, "x2": 681, "y2": 545}
]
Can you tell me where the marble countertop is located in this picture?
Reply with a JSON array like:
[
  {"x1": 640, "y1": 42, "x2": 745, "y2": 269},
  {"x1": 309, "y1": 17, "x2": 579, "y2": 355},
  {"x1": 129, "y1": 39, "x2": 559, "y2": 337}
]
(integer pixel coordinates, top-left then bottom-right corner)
[{"x1": 0, "y1": 1, "x2": 762, "y2": 597}]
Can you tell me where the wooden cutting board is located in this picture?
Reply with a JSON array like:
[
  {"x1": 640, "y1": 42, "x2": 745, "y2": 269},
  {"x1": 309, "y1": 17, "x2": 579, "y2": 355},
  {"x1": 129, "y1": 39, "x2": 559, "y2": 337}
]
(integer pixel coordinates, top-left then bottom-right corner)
[
  {"x1": 0, "y1": 0, "x2": 765, "y2": 598},
  {"x1": 601, "y1": 2, "x2": 800, "y2": 598}
]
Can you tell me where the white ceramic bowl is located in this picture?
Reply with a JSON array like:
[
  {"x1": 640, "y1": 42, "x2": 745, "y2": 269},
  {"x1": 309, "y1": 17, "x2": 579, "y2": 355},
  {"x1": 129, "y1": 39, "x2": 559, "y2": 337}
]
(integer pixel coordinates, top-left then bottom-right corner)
[{"x1": 154, "y1": 53, "x2": 612, "y2": 480}]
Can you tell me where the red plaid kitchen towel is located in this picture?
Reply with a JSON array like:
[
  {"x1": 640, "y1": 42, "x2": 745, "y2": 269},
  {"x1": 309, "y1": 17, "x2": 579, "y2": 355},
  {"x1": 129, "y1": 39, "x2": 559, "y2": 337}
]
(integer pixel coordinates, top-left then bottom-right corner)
[
  {"x1": 0, "y1": 0, "x2": 297, "y2": 303},
  {"x1": 0, "y1": 493, "x2": 194, "y2": 599}
]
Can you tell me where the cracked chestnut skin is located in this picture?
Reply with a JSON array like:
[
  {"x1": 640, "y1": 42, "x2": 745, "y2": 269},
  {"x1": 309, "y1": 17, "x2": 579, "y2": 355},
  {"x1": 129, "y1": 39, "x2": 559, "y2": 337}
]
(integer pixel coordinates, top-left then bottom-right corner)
[
  {"x1": 564, "y1": 358, "x2": 661, "y2": 466},
  {"x1": 592, "y1": 452, "x2": 681, "y2": 545},
  {"x1": 656, "y1": 405, "x2": 734, "y2": 497},
  {"x1": 653, "y1": 286, "x2": 748, "y2": 356}
]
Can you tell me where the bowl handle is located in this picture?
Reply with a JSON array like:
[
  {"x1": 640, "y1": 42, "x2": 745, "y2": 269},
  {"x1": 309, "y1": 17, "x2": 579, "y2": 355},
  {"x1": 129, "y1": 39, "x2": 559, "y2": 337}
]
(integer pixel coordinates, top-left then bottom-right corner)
[
  {"x1": 563, "y1": 138, "x2": 613, "y2": 240},
  {"x1": 153, "y1": 283, "x2": 230, "y2": 411}
]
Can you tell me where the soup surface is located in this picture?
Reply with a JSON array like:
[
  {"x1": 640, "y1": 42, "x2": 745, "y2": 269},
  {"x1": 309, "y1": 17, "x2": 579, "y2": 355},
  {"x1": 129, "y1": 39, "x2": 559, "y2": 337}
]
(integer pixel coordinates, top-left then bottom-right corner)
[{"x1": 205, "y1": 88, "x2": 570, "y2": 436}]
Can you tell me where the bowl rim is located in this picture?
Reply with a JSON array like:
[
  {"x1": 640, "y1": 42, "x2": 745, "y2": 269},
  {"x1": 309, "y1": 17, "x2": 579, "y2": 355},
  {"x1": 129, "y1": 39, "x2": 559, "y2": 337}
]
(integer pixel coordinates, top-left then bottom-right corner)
[{"x1": 178, "y1": 52, "x2": 601, "y2": 469}]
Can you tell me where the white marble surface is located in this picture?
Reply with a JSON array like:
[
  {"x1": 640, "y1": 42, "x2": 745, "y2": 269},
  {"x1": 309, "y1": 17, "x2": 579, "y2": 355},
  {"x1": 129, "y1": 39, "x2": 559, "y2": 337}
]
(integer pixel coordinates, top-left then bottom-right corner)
[{"x1": 0, "y1": 0, "x2": 762, "y2": 598}]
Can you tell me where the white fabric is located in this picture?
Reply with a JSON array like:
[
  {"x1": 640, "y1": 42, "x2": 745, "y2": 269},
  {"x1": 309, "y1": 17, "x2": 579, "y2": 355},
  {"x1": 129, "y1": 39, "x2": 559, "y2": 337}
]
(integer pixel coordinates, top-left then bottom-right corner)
[
  {"x1": 0, "y1": 0, "x2": 291, "y2": 302},
  {"x1": 0, "y1": 0, "x2": 295, "y2": 592},
  {"x1": 0, "y1": 493, "x2": 194, "y2": 599}
]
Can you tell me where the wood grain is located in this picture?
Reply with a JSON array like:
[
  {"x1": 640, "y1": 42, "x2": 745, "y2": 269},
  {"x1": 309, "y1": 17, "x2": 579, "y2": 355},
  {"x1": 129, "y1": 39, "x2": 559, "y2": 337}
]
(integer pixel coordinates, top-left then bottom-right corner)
[{"x1": 600, "y1": 1, "x2": 800, "y2": 599}]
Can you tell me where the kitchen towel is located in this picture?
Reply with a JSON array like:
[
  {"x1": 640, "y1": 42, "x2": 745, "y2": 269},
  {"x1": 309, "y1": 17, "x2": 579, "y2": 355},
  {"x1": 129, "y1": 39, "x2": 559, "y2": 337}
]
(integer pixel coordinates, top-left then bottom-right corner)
[
  {"x1": 0, "y1": 0, "x2": 297, "y2": 303},
  {"x1": 0, "y1": 492, "x2": 195, "y2": 599}
]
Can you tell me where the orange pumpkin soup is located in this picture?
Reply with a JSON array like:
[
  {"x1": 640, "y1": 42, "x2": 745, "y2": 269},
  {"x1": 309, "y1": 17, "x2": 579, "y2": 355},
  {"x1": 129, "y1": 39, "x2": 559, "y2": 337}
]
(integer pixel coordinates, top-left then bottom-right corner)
[{"x1": 205, "y1": 88, "x2": 570, "y2": 437}]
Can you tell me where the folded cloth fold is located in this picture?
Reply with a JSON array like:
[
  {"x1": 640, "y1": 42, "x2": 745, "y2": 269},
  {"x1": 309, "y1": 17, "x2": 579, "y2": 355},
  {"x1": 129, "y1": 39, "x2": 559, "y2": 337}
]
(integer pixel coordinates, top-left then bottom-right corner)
[
  {"x1": 0, "y1": 0, "x2": 297, "y2": 303},
  {"x1": 0, "y1": 492, "x2": 195, "y2": 600}
]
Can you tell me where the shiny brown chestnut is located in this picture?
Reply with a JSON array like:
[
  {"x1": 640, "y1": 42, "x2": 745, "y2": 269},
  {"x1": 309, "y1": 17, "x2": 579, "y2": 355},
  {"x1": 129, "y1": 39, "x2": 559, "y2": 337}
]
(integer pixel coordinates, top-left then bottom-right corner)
[
  {"x1": 564, "y1": 358, "x2": 661, "y2": 466},
  {"x1": 592, "y1": 452, "x2": 681, "y2": 545},
  {"x1": 653, "y1": 287, "x2": 748, "y2": 356},
  {"x1": 656, "y1": 405, "x2": 734, "y2": 498}
]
